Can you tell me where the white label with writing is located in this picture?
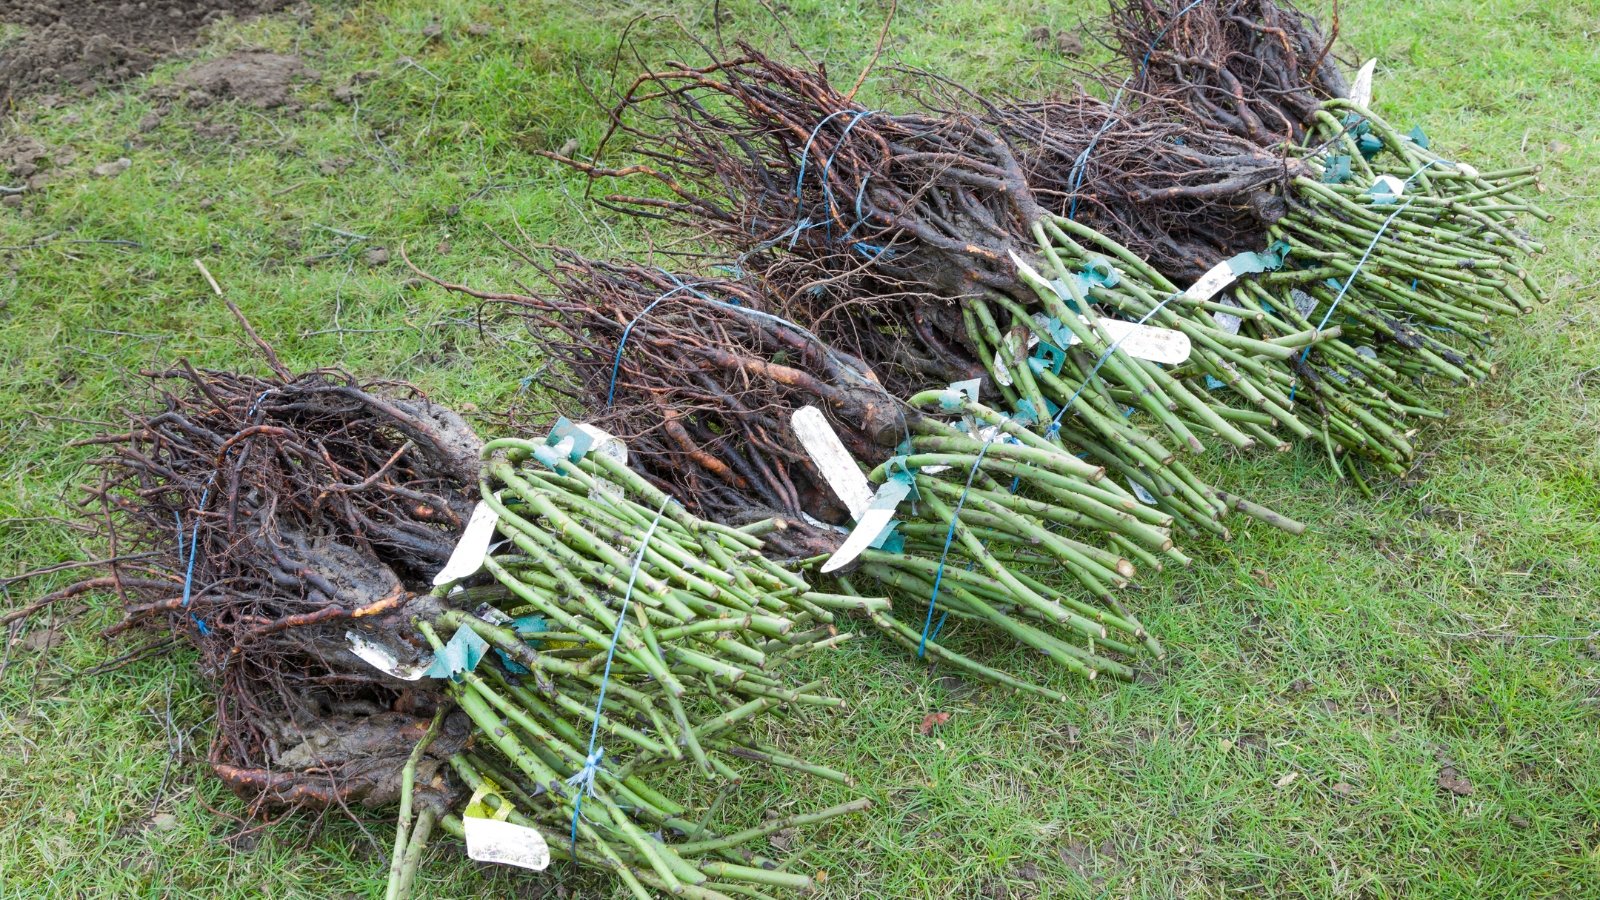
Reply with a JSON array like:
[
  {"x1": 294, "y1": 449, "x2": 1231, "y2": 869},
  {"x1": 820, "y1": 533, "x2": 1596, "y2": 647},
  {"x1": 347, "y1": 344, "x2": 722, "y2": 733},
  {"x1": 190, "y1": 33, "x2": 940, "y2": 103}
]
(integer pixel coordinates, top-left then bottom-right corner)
[
  {"x1": 464, "y1": 815, "x2": 550, "y2": 871},
  {"x1": 994, "y1": 312, "x2": 1188, "y2": 371},
  {"x1": 1350, "y1": 59, "x2": 1377, "y2": 108},
  {"x1": 1211, "y1": 294, "x2": 1244, "y2": 336},
  {"x1": 1186, "y1": 259, "x2": 1239, "y2": 304},
  {"x1": 432, "y1": 500, "x2": 499, "y2": 586},
  {"x1": 791, "y1": 406, "x2": 874, "y2": 521},
  {"x1": 800, "y1": 512, "x2": 851, "y2": 535},
  {"x1": 821, "y1": 479, "x2": 911, "y2": 574},
  {"x1": 1291, "y1": 289, "x2": 1318, "y2": 319},
  {"x1": 346, "y1": 631, "x2": 429, "y2": 681},
  {"x1": 991, "y1": 327, "x2": 1037, "y2": 387},
  {"x1": 1093, "y1": 317, "x2": 1192, "y2": 365}
]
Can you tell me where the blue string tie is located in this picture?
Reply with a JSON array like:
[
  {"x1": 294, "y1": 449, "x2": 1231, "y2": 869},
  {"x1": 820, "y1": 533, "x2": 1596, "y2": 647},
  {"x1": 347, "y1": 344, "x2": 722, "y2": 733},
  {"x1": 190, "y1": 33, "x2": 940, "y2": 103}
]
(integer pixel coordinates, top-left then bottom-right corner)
[
  {"x1": 178, "y1": 389, "x2": 274, "y2": 637},
  {"x1": 568, "y1": 496, "x2": 672, "y2": 853},
  {"x1": 1069, "y1": 0, "x2": 1206, "y2": 220},
  {"x1": 565, "y1": 749, "x2": 604, "y2": 798}
]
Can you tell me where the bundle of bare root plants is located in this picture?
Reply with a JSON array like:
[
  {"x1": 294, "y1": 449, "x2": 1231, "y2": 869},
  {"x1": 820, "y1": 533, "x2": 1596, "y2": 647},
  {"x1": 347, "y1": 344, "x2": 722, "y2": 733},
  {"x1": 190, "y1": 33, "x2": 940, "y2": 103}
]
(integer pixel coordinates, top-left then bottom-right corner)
[
  {"x1": 425, "y1": 252, "x2": 907, "y2": 556},
  {"x1": 7, "y1": 357, "x2": 867, "y2": 899},
  {"x1": 434, "y1": 251, "x2": 1184, "y2": 699},
  {"x1": 72, "y1": 363, "x2": 483, "y2": 812},
  {"x1": 1028, "y1": 0, "x2": 1552, "y2": 483}
]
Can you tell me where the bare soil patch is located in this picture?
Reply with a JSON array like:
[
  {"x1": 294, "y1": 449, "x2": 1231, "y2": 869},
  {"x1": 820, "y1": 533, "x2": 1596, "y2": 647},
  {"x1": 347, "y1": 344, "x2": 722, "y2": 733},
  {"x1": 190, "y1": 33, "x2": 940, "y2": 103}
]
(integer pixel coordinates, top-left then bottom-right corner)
[{"x1": 0, "y1": 0, "x2": 292, "y2": 105}]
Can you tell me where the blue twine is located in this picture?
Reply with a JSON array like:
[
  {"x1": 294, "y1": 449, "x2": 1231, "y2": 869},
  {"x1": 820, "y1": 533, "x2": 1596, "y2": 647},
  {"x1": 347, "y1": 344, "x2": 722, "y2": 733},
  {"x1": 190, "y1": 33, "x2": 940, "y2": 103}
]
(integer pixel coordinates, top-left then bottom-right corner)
[
  {"x1": 816, "y1": 110, "x2": 875, "y2": 239},
  {"x1": 1288, "y1": 191, "x2": 1418, "y2": 403},
  {"x1": 173, "y1": 510, "x2": 207, "y2": 636},
  {"x1": 604, "y1": 278, "x2": 715, "y2": 407},
  {"x1": 770, "y1": 109, "x2": 883, "y2": 257},
  {"x1": 175, "y1": 389, "x2": 274, "y2": 637},
  {"x1": 915, "y1": 407, "x2": 1030, "y2": 657},
  {"x1": 1068, "y1": 0, "x2": 1206, "y2": 221},
  {"x1": 793, "y1": 110, "x2": 852, "y2": 202},
  {"x1": 916, "y1": 434, "x2": 997, "y2": 658},
  {"x1": 1044, "y1": 290, "x2": 1186, "y2": 439},
  {"x1": 842, "y1": 171, "x2": 875, "y2": 245},
  {"x1": 567, "y1": 496, "x2": 672, "y2": 853}
]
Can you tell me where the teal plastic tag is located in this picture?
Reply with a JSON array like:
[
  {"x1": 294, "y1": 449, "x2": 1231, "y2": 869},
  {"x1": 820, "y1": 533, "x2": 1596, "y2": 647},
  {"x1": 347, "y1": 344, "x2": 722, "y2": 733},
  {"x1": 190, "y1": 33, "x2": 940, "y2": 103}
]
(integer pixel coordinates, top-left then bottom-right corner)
[
  {"x1": 869, "y1": 520, "x2": 904, "y2": 552},
  {"x1": 547, "y1": 417, "x2": 594, "y2": 462},
  {"x1": 1051, "y1": 257, "x2": 1122, "y2": 310},
  {"x1": 1225, "y1": 240, "x2": 1292, "y2": 277},
  {"x1": 1012, "y1": 400, "x2": 1039, "y2": 426},
  {"x1": 948, "y1": 379, "x2": 981, "y2": 403},
  {"x1": 884, "y1": 456, "x2": 920, "y2": 502},
  {"x1": 1029, "y1": 340, "x2": 1067, "y2": 375},
  {"x1": 495, "y1": 613, "x2": 549, "y2": 675},
  {"x1": 425, "y1": 625, "x2": 488, "y2": 682},
  {"x1": 1082, "y1": 257, "x2": 1120, "y2": 289},
  {"x1": 1322, "y1": 155, "x2": 1353, "y2": 184},
  {"x1": 1407, "y1": 125, "x2": 1430, "y2": 149},
  {"x1": 533, "y1": 417, "x2": 595, "y2": 470},
  {"x1": 1047, "y1": 280, "x2": 1082, "y2": 312},
  {"x1": 1041, "y1": 317, "x2": 1075, "y2": 347}
]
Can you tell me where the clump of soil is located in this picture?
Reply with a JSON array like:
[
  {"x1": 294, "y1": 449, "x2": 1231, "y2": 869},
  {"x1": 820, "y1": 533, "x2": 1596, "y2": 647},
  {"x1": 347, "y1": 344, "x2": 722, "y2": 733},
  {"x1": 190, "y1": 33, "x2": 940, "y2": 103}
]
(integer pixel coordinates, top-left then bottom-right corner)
[
  {"x1": 172, "y1": 49, "x2": 314, "y2": 108},
  {"x1": 0, "y1": 0, "x2": 292, "y2": 105},
  {"x1": 1, "y1": 133, "x2": 71, "y2": 189}
]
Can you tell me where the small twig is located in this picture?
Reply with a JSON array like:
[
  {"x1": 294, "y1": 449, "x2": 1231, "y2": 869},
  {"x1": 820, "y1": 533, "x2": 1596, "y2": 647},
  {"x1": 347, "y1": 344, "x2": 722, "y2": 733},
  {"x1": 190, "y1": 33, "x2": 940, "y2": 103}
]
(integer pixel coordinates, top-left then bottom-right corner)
[
  {"x1": 845, "y1": 0, "x2": 897, "y2": 103},
  {"x1": 152, "y1": 671, "x2": 179, "y2": 814},
  {"x1": 1, "y1": 553, "x2": 158, "y2": 588},
  {"x1": 397, "y1": 57, "x2": 444, "y2": 83},
  {"x1": 195, "y1": 259, "x2": 292, "y2": 380}
]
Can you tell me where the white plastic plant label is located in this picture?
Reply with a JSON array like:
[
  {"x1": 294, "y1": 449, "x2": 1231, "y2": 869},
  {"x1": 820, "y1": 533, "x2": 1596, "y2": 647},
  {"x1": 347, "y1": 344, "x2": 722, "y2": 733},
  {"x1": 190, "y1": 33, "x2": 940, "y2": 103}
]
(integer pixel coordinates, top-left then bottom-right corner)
[
  {"x1": 574, "y1": 422, "x2": 628, "y2": 502},
  {"x1": 1211, "y1": 296, "x2": 1244, "y2": 336},
  {"x1": 1369, "y1": 174, "x2": 1406, "y2": 204},
  {"x1": 992, "y1": 348, "x2": 1013, "y2": 387},
  {"x1": 576, "y1": 423, "x2": 628, "y2": 466},
  {"x1": 474, "y1": 603, "x2": 512, "y2": 626},
  {"x1": 790, "y1": 406, "x2": 874, "y2": 521},
  {"x1": 346, "y1": 631, "x2": 429, "y2": 681},
  {"x1": 1186, "y1": 259, "x2": 1239, "y2": 304},
  {"x1": 821, "y1": 478, "x2": 912, "y2": 573},
  {"x1": 1291, "y1": 289, "x2": 1318, "y2": 319},
  {"x1": 464, "y1": 815, "x2": 550, "y2": 871},
  {"x1": 432, "y1": 499, "x2": 499, "y2": 586},
  {"x1": 1350, "y1": 59, "x2": 1377, "y2": 108},
  {"x1": 1092, "y1": 317, "x2": 1192, "y2": 365},
  {"x1": 800, "y1": 512, "x2": 851, "y2": 535},
  {"x1": 991, "y1": 326, "x2": 1038, "y2": 387}
]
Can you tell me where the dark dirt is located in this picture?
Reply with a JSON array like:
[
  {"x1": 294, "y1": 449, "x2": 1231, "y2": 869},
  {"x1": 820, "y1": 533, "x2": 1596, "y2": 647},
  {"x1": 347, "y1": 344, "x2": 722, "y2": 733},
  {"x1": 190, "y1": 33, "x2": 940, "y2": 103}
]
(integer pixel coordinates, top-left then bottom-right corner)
[
  {"x1": 0, "y1": 0, "x2": 293, "y2": 105},
  {"x1": 168, "y1": 49, "x2": 313, "y2": 108}
]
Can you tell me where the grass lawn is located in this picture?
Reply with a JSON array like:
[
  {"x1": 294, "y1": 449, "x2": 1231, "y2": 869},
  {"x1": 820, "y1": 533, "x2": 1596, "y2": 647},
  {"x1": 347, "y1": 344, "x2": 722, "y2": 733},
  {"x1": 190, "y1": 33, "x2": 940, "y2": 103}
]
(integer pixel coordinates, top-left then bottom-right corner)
[{"x1": 1, "y1": 0, "x2": 1597, "y2": 896}]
